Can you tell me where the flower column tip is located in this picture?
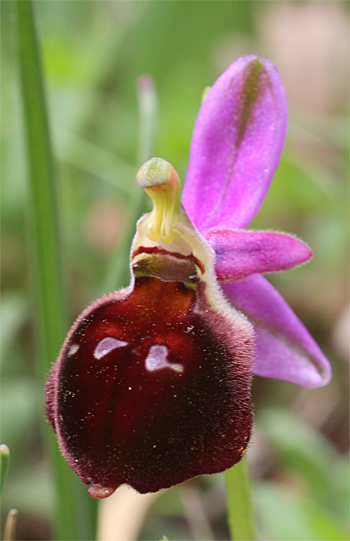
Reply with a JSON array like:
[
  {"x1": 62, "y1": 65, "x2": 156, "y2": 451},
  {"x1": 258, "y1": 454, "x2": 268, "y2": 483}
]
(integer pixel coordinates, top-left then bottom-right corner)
[{"x1": 136, "y1": 158, "x2": 182, "y2": 244}]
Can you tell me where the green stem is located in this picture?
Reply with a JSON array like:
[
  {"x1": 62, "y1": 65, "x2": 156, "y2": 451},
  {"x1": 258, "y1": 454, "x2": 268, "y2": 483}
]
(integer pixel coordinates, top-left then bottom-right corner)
[
  {"x1": 103, "y1": 75, "x2": 157, "y2": 293},
  {"x1": 56, "y1": 130, "x2": 135, "y2": 197},
  {"x1": 137, "y1": 75, "x2": 158, "y2": 167},
  {"x1": 224, "y1": 458, "x2": 257, "y2": 541},
  {"x1": 17, "y1": 2, "x2": 97, "y2": 539},
  {"x1": 0, "y1": 445, "x2": 10, "y2": 496}
]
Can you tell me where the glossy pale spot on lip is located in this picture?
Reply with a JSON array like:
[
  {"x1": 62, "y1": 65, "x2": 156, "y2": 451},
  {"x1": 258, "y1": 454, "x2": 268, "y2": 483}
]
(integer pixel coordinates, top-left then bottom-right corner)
[
  {"x1": 94, "y1": 337, "x2": 128, "y2": 360},
  {"x1": 145, "y1": 344, "x2": 184, "y2": 373},
  {"x1": 88, "y1": 483, "x2": 116, "y2": 499},
  {"x1": 68, "y1": 344, "x2": 79, "y2": 356}
]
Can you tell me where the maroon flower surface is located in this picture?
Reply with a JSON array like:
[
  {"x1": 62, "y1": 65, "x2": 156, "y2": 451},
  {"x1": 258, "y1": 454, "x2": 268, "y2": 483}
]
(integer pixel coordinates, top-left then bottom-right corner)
[{"x1": 46, "y1": 56, "x2": 331, "y2": 498}]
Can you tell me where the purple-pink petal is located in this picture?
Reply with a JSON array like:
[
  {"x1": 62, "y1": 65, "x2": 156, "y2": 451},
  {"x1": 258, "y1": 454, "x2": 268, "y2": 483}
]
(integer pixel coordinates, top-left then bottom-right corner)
[
  {"x1": 206, "y1": 228, "x2": 312, "y2": 281},
  {"x1": 182, "y1": 56, "x2": 288, "y2": 234},
  {"x1": 221, "y1": 274, "x2": 332, "y2": 388}
]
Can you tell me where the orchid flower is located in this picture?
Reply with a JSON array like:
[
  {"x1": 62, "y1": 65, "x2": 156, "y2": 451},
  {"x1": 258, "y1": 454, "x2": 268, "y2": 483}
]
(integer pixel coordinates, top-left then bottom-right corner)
[{"x1": 45, "y1": 56, "x2": 331, "y2": 500}]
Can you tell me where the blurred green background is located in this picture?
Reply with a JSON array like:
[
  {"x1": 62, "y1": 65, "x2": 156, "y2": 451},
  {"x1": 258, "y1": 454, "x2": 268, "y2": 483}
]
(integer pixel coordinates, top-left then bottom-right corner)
[{"x1": 1, "y1": 1, "x2": 349, "y2": 540}]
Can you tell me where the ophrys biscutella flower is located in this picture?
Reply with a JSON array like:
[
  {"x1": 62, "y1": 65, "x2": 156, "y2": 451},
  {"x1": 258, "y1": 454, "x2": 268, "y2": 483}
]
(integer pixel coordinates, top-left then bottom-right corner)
[{"x1": 46, "y1": 56, "x2": 331, "y2": 499}]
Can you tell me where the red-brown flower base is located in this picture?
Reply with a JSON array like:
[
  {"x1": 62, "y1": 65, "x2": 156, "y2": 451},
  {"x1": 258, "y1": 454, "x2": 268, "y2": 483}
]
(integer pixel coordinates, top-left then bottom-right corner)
[{"x1": 46, "y1": 270, "x2": 253, "y2": 497}]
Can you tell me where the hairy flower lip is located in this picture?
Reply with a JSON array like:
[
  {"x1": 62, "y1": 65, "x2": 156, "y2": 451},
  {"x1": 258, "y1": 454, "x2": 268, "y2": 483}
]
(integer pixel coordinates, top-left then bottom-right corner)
[{"x1": 47, "y1": 270, "x2": 254, "y2": 496}]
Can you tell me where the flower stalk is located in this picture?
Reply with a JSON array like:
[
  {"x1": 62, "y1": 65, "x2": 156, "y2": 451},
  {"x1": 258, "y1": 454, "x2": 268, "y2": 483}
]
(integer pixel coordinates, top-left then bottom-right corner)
[
  {"x1": 0, "y1": 444, "x2": 10, "y2": 496},
  {"x1": 225, "y1": 458, "x2": 257, "y2": 541},
  {"x1": 103, "y1": 75, "x2": 158, "y2": 293}
]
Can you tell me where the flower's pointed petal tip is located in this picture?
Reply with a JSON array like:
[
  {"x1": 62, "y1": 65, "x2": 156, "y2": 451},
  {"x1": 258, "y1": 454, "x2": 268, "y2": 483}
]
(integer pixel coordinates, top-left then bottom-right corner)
[
  {"x1": 253, "y1": 346, "x2": 332, "y2": 389},
  {"x1": 221, "y1": 275, "x2": 332, "y2": 389},
  {"x1": 307, "y1": 365, "x2": 333, "y2": 389},
  {"x1": 207, "y1": 228, "x2": 312, "y2": 281},
  {"x1": 183, "y1": 56, "x2": 288, "y2": 233}
]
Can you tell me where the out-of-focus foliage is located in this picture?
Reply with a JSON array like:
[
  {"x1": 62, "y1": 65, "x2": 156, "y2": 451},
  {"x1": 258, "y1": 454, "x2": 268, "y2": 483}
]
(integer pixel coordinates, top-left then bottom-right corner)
[{"x1": 1, "y1": 1, "x2": 349, "y2": 540}]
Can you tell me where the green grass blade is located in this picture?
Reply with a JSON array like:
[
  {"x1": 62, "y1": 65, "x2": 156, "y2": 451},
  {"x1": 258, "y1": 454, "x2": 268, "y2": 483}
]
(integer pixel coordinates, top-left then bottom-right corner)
[
  {"x1": 17, "y1": 1, "x2": 97, "y2": 538},
  {"x1": 137, "y1": 75, "x2": 158, "y2": 167},
  {"x1": 225, "y1": 458, "x2": 257, "y2": 541},
  {"x1": 103, "y1": 75, "x2": 158, "y2": 292}
]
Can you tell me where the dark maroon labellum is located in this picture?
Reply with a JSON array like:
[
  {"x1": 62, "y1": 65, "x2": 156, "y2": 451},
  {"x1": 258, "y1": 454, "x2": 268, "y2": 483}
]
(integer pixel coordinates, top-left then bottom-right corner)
[{"x1": 46, "y1": 269, "x2": 253, "y2": 497}]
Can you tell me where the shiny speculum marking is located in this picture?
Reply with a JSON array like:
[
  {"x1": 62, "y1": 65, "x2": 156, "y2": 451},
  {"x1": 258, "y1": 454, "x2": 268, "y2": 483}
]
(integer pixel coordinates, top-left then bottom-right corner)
[
  {"x1": 145, "y1": 344, "x2": 184, "y2": 373},
  {"x1": 94, "y1": 337, "x2": 128, "y2": 360},
  {"x1": 67, "y1": 344, "x2": 79, "y2": 357}
]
